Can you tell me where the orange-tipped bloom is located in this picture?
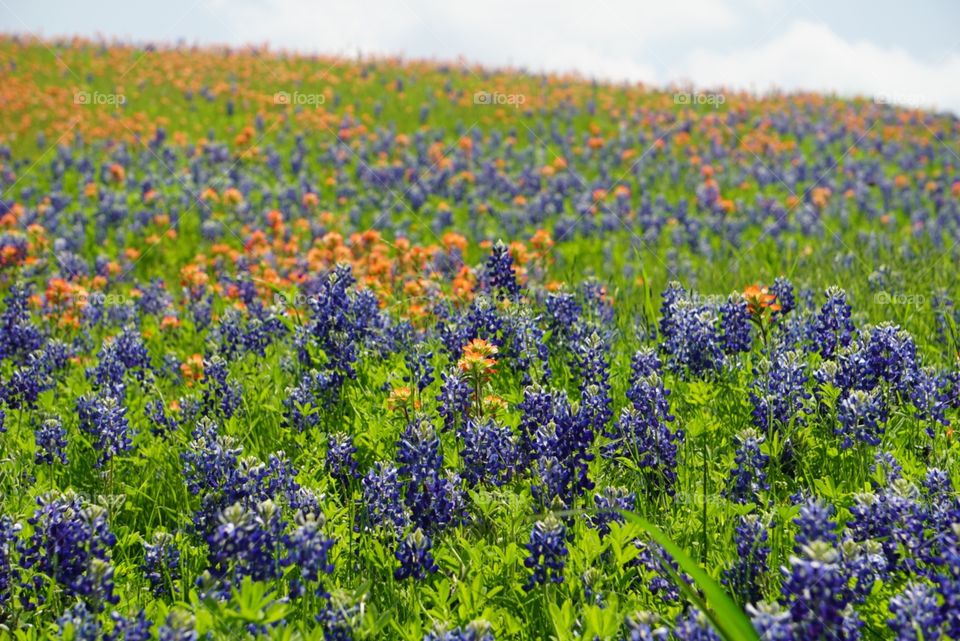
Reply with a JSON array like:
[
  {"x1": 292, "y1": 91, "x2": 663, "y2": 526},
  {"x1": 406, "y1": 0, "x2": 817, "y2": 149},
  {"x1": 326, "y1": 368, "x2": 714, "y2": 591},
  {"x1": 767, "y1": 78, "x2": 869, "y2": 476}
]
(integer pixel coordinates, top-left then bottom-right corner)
[
  {"x1": 180, "y1": 353, "x2": 204, "y2": 384},
  {"x1": 458, "y1": 338, "x2": 498, "y2": 380},
  {"x1": 386, "y1": 386, "x2": 419, "y2": 413},
  {"x1": 742, "y1": 284, "x2": 781, "y2": 315}
]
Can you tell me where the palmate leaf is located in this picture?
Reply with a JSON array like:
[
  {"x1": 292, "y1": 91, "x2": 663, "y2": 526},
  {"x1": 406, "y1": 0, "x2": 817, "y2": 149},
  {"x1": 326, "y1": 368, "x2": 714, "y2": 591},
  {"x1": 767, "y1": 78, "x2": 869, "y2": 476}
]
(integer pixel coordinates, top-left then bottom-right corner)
[{"x1": 620, "y1": 511, "x2": 760, "y2": 641}]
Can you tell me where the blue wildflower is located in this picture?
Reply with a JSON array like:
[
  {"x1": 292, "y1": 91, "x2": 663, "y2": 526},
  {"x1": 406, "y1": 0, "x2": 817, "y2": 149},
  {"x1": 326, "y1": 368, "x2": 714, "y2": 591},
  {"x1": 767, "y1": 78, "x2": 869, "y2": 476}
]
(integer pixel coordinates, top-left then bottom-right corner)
[
  {"x1": 143, "y1": 531, "x2": 180, "y2": 597},
  {"x1": 523, "y1": 515, "x2": 567, "y2": 590},
  {"x1": 724, "y1": 429, "x2": 769, "y2": 505},
  {"x1": 394, "y1": 528, "x2": 439, "y2": 580},
  {"x1": 34, "y1": 416, "x2": 68, "y2": 465}
]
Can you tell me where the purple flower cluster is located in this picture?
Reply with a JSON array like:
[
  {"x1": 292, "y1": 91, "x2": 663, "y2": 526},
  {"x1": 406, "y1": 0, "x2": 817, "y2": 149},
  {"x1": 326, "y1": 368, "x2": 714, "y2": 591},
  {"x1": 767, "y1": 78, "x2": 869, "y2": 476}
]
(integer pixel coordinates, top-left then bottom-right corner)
[
  {"x1": 395, "y1": 528, "x2": 439, "y2": 580},
  {"x1": 18, "y1": 491, "x2": 118, "y2": 610},
  {"x1": 724, "y1": 429, "x2": 769, "y2": 505},
  {"x1": 34, "y1": 415, "x2": 68, "y2": 465},
  {"x1": 76, "y1": 394, "x2": 133, "y2": 467},
  {"x1": 459, "y1": 418, "x2": 517, "y2": 487},
  {"x1": 660, "y1": 283, "x2": 723, "y2": 376},
  {"x1": 523, "y1": 515, "x2": 567, "y2": 590}
]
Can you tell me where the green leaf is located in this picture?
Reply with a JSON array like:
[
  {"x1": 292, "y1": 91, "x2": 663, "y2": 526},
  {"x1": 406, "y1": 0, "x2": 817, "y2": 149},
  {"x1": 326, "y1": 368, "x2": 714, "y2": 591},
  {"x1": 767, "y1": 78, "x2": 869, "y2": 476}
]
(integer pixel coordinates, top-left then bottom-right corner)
[{"x1": 620, "y1": 511, "x2": 760, "y2": 641}]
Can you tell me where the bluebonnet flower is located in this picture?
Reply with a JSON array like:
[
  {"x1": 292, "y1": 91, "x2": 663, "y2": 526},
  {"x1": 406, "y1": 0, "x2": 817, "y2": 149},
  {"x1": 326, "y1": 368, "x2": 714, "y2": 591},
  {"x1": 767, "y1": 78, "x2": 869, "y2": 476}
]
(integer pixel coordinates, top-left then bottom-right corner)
[
  {"x1": 394, "y1": 528, "x2": 439, "y2": 580},
  {"x1": 662, "y1": 296, "x2": 723, "y2": 376},
  {"x1": 76, "y1": 394, "x2": 133, "y2": 467},
  {"x1": 724, "y1": 429, "x2": 769, "y2": 505},
  {"x1": 361, "y1": 462, "x2": 408, "y2": 533},
  {"x1": 793, "y1": 498, "x2": 839, "y2": 550},
  {"x1": 658, "y1": 282, "x2": 686, "y2": 341},
  {"x1": 424, "y1": 620, "x2": 494, "y2": 641},
  {"x1": 750, "y1": 350, "x2": 810, "y2": 433},
  {"x1": 157, "y1": 611, "x2": 197, "y2": 641},
  {"x1": 620, "y1": 611, "x2": 669, "y2": 641},
  {"x1": 437, "y1": 370, "x2": 472, "y2": 433},
  {"x1": 204, "y1": 500, "x2": 285, "y2": 595},
  {"x1": 0, "y1": 283, "x2": 43, "y2": 362},
  {"x1": 533, "y1": 454, "x2": 573, "y2": 509},
  {"x1": 524, "y1": 515, "x2": 567, "y2": 590},
  {"x1": 283, "y1": 512, "x2": 335, "y2": 595},
  {"x1": 723, "y1": 515, "x2": 769, "y2": 605},
  {"x1": 747, "y1": 603, "x2": 795, "y2": 641},
  {"x1": 406, "y1": 471, "x2": 466, "y2": 533},
  {"x1": 837, "y1": 389, "x2": 887, "y2": 448},
  {"x1": 516, "y1": 385, "x2": 555, "y2": 464},
  {"x1": 574, "y1": 331, "x2": 612, "y2": 435},
  {"x1": 0, "y1": 515, "x2": 20, "y2": 608},
  {"x1": 840, "y1": 538, "x2": 887, "y2": 602},
  {"x1": 861, "y1": 324, "x2": 917, "y2": 392},
  {"x1": 145, "y1": 398, "x2": 179, "y2": 436},
  {"x1": 620, "y1": 348, "x2": 675, "y2": 426},
  {"x1": 107, "y1": 610, "x2": 153, "y2": 641},
  {"x1": 284, "y1": 369, "x2": 328, "y2": 432},
  {"x1": 631, "y1": 539, "x2": 685, "y2": 602},
  {"x1": 404, "y1": 342, "x2": 435, "y2": 392},
  {"x1": 397, "y1": 419, "x2": 443, "y2": 482},
  {"x1": 182, "y1": 418, "x2": 244, "y2": 523},
  {"x1": 58, "y1": 602, "x2": 102, "y2": 641},
  {"x1": 934, "y1": 542, "x2": 960, "y2": 640},
  {"x1": 2, "y1": 350, "x2": 55, "y2": 410},
  {"x1": 545, "y1": 292, "x2": 583, "y2": 345},
  {"x1": 88, "y1": 326, "x2": 151, "y2": 395},
  {"x1": 609, "y1": 406, "x2": 682, "y2": 495},
  {"x1": 771, "y1": 277, "x2": 796, "y2": 316},
  {"x1": 300, "y1": 264, "x2": 371, "y2": 398},
  {"x1": 672, "y1": 609, "x2": 721, "y2": 641},
  {"x1": 580, "y1": 279, "x2": 615, "y2": 326},
  {"x1": 396, "y1": 417, "x2": 463, "y2": 530},
  {"x1": 506, "y1": 309, "x2": 551, "y2": 385},
  {"x1": 143, "y1": 531, "x2": 180, "y2": 597},
  {"x1": 34, "y1": 416, "x2": 68, "y2": 464},
  {"x1": 18, "y1": 491, "x2": 118, "y2": 609},
  {"x1": 872, "y1": 450, "x2": 903, "y2": 485},
  {"x1": 719, "y1": 294, "x2": 752, "y2": 354},
  {"x1": 182, "y1": 418, "x2": 306, "y2": 535},
  {"x1": 326, "y1": 432, "x2": 358, "y2": 483},
  {"x1": 518, "y1": 386, "x2": 596, "y2": 505},
  {"x1": 202, "y1": 356, "x2": 243, "y2": 419},
  {"x1": 459, "y1": 418, "x2": 517, "y2": 487},
  {"x1": 811, "y1": 286, "x2": 855, "y2": 359},
  {"x1": 590, "y1": 486, "x2": 635, "y2": 537},
  {"x1": 780, "y1": 542, "x2": 859, "y2": 640},
  {"x1": 316, "y1": 594, "x2": 359, "y2": 641},
  {"x1": 908, "y1": 367, "x2": 951, "y2": 433},
  {"x1": 481, "y1": 240, "x2": 521, "y2": 300}
]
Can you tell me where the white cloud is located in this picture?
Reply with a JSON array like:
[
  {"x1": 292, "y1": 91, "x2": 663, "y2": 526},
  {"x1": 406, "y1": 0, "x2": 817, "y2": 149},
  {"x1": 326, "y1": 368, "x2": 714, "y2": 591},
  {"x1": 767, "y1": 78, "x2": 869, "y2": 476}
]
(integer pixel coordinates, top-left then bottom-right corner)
[
  {"x1": 203, "y1": 1, "x2": 960, "y2": 115},
  {"x1": 203, "y1": 0, "x2": 736, "y2": 82},
  {"x1": 674, "y1": 20, "x2": 960, "y2": 113}
]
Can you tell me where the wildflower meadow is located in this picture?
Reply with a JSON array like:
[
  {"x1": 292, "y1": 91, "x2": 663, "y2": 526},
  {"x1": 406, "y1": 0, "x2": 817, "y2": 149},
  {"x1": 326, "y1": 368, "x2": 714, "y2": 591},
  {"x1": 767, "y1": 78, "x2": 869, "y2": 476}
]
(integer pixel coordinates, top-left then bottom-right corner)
[{"x1": 0, "y1": 34, "x2": 959, "y2": 641}]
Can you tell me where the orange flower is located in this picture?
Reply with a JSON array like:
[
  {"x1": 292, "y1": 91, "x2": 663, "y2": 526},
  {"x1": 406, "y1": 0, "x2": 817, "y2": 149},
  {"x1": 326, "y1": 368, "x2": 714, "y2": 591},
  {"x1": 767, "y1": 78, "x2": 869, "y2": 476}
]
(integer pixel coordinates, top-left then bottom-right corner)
[
  {"x1": 742, "y1": 284, "x2": 780, "y2": 314},
  {"x1": 458, "y1": 338, "x2": 498, "y2": 380},
  {"x1": 180, "y1": 353, "x2": 205, "y2": 383},
  {"x1": 108, "y1": 163, "x2": 125, "y2": 183},
  {"x1": 386, "y1": 386, "x2": 419, "y2": 413}
]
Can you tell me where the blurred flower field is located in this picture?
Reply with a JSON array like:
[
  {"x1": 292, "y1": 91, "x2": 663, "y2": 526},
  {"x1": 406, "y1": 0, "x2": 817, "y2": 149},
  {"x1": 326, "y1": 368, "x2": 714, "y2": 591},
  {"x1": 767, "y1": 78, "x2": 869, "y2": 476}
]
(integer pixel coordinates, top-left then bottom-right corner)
[{"x1": 1, "y1": 34, "x2": 960, "y2": 640}]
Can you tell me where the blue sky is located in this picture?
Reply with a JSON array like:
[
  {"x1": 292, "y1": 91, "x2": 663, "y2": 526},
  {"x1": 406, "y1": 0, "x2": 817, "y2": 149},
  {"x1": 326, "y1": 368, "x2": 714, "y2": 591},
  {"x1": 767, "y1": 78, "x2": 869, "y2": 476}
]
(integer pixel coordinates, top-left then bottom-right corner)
[{"x1": 3, "y1": 0, "x2": 959, "y2": 113}]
